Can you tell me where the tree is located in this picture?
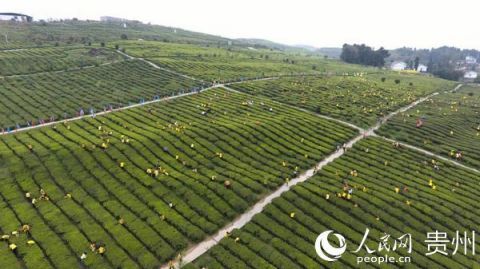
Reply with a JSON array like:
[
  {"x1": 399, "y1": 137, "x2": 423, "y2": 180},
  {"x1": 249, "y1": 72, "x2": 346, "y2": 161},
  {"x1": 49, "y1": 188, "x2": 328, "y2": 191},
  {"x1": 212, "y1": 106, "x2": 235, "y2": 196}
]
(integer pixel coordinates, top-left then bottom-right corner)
[
  {"x1": 414, "y1": 57, "x2": 420, "y2": 70},
  {"x1": 340, "y1": 44, "x2": 389, "y2": 67}
]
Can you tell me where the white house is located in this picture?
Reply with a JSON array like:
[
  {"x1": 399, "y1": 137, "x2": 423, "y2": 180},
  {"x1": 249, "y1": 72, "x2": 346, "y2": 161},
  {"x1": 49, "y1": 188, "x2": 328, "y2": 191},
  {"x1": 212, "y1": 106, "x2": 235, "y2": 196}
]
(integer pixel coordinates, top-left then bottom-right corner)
[
  {"x1": 391, "y1": 61, "x2": 407, "y2": 71},
  {"x1": 417, "y1": 64, "x2": 428, "y2": 72},
  {"x1": 464, "y1": 71, "x2": 478, "y2": 79},
  {"x1": 466, "y1": 56, "x2": 477, "y2": 65}
]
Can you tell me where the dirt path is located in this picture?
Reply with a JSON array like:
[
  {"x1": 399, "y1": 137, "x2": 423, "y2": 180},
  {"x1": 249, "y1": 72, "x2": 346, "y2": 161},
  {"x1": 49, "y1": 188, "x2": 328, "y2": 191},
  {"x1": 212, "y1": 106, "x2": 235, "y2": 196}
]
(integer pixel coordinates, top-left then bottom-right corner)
[{"x1": 160, "y1": 84, "x2": 463, "y2": 268}]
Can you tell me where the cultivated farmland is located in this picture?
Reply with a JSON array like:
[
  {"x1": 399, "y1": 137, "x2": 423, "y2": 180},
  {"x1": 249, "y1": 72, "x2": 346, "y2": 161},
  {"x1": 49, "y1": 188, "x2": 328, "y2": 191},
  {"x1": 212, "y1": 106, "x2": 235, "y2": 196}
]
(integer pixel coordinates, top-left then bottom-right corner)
[
  {"x1": 378, "y1": 84, "x2": 480, "y2": 169},
  {"x1": 228, "y1": 73, "x2": 456, "y2": 128},
  {"x1": 0, "y1": 88, "x2": 357, "y2": 268},
  {"x1": 0, "y1": 46, "x2": 123, "y2": 76},
  {"x1": 0, "y1": 60, "x2": 203, "y2": 129},
  {"x1": 187, "y1": 137, "x2": 480, "y2": 269},
  {"x1": 113, "y1": 41, "x2": 375, "y2": 82}
]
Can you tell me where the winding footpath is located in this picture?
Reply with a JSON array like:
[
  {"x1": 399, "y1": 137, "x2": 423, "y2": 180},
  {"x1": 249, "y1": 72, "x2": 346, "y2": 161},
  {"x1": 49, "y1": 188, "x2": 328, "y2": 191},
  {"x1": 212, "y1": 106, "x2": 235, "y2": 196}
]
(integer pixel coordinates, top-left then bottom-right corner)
[
  {"x1": 116, "y1": 50, "x2": 206, "y2": 83},
  {"x1": 161, "y1": 84, "x2": 465, "y2": 268}
]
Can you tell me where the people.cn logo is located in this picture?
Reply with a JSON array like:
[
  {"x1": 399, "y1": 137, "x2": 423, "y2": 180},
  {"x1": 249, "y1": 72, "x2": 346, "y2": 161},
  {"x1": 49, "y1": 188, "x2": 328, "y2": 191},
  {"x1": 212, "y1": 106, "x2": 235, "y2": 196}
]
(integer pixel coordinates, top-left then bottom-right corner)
[{"x1": 315, "y1": 230, "x2": 347, "y2": 261}]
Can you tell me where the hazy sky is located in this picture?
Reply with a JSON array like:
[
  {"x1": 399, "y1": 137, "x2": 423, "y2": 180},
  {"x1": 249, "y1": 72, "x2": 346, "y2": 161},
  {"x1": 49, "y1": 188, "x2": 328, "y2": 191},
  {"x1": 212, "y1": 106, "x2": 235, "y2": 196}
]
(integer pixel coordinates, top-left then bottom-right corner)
[{"x1": 4, "y1": 0, "x2": 480, "y2": 49}]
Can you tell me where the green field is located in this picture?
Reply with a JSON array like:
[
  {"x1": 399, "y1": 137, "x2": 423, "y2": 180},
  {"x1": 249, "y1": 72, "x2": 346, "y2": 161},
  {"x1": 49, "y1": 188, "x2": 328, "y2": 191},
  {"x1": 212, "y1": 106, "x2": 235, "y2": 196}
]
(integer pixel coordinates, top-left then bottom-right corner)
[
  {"x1": 0, "y1": 88, "x2": 357, "y2": 268},
  {"x1": 378, "y1": 84, "x2": 480, "y2": 169},
  {"x1": 227, "y1": 73, "x2": 456, "y2": 128},
  {"x1": 187, "y1": 137, "x2": 480, "y2": 269},
  {"x1": 0, "y1": 46, "x2": 123, "y2": 76},
  {"x1": 0, "y1": 20, "x2": 232, "y2": 49},
  {"x1": 114, "y1": 41, "x2": 375, "y2": 82},
  {"x1": 0, "y1": 19, "x2": 476, "y2": 269},
  {"x1": 0, "y1": 59, "x2": 203, "y2": 129}
]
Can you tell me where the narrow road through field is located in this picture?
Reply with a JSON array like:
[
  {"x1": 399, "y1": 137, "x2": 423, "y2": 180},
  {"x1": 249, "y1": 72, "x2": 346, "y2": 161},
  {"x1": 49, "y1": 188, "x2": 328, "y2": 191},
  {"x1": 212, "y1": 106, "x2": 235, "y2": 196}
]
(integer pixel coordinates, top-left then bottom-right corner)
[
  {"x1": 161, "y1": 83, "x2": 464, "y2": 269},
  {"x1": 116, "y1": 50, "x2": 206, "y2": 83},
  {"x1": 0, "y1": 76, "x2": 287, "y2": 136}
]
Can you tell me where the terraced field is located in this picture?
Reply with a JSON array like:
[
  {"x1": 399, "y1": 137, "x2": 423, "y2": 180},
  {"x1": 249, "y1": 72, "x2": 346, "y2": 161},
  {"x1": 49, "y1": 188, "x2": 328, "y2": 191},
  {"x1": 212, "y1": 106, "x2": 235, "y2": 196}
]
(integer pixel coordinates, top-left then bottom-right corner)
[
  {"x1": 186, "y1": 137, "x2": 480, "y2": 269},
  {"x1": 0, "y1": 46, "x2": 123, "y2": 76},
  {"x1": 0, "y1": 20, "x2": 231, "y2": 49},
  {"x1": 0, "y1": 60, "x2": 203, "y2": 129},
  {"x1": 227, "y1": 73, "x2": 457, "y2": 128},
  {"x1": 0, "y1": 88, "x2": 357, "y2": 268},
  {"x1": 114, "y1": 41, "x2": 375, "y2": 82},
  {"x1": 378, "y1": 84, "x2": 480, "y2": 169}
]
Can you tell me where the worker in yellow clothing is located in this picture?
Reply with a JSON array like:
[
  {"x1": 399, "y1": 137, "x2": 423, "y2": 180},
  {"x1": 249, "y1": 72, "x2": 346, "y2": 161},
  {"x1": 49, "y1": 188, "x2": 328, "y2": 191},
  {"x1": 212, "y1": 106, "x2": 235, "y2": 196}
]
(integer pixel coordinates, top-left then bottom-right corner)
[
  {"x1": 120, "y1": 162, "x2": 125, "y2": 168},
  {"x1": 27, "y1": 240, "x2": 35, "y2": 246},
  {"x1": 9, "y1": 243, "x2": 18, "y2": 256},
  {"x1": 394, "y1": 187, "x2": 400, "y2": 194},
  {"x1": 97, "y1": 246, "x2": 106, "y2": 256}
]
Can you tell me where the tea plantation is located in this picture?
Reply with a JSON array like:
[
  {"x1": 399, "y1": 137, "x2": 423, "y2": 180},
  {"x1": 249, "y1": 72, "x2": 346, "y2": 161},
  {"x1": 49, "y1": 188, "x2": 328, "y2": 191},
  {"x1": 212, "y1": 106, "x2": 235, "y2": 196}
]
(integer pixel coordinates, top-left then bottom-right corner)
[
  {"x1": 0, "y1": 88, "x2": 357, "y2": 268},
  {"x1": 0, "y1": 60, "x2": 203, "y2": 129},
  {"x1": 0, "y1": 46, "x2": 123, "y2": 76},
  {"x1": 378, "y1": 84, "x2": 480, "y2": 169},
  {"x1": 187, "y1": 137, "x2": 480, "y2": 269},
  {"x1": 227, "y1": 73, "x2": 456, "y2": 128}
]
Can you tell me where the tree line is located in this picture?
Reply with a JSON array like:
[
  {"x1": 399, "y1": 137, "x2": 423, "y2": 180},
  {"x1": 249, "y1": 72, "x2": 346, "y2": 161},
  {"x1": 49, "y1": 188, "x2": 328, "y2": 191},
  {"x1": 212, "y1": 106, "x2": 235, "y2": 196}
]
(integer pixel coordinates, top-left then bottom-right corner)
[{"x1": 340, "y1": 44, "x2": 390, "y2": 67}]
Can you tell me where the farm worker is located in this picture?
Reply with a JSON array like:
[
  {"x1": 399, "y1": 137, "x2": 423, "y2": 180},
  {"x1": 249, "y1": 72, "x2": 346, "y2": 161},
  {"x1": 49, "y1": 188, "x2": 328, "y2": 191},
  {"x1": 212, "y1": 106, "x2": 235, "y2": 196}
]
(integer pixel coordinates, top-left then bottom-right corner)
[
  {"x1": 98, "y1": 126, "x2": 102, "y2": 131},
  {"x1": 90, "y1": 242, "x2": 97, "y2": 252},
  {"x1": 1, "y1": 235, "x2": 9, "y2": 240},
  {"x1": 31, "y1": 198, "x2": 37, "y2": 205},
  {"x1": 101, "y1": 143, "x2": 107, "y2": 149},
  {"x1": 362, "y1": 186, "x2": 367, "y2": 192},
  {"x1": 325, "y1": 194, "x2": 330, "y2": 200},
  {"x1": 211, "y1": 175, "x2": 216, "y2": 181},
  {"x1": 432, "y1": 185, "x2": 437, "y2": 190},
  {"x1": 348, "y1": 188, "x2": 353, "y2": 194},
  {"x1": 450, "y1": 130, "x2": 454, "y2": 136},
  {"x1": 98, "y1": 246, "x2": 106, "y2": 255},
  {"x1": 347, "y1": 194, "x2": 352, "y2": 200},
  {"x1": 428, "y1": 179, "x2": 433, "y2": 186},
  {"x1": 118, "y1": 218, "x2": 125, "y2": 225},
  {"x1": 11, "y1": 231, "x2": 18, "y2": 237},
  {"x1": 450, "y1": 150, "x2": 455, "y2": 157},
  {"x1": 406, "y1": 200, "x2": 411, "y2": 206},
  {"x1": 190, "y1": 143, "x2": 195, "y2": 148},
  {"x1": 22, "y1": 224, "x2": 31, "y2": 234},
  {"x1": 27, "y1": 240, "x2": 35, "y2": 246},
  {"x1": 234, "y1": 237, "x2": 240, "y2": 243},
  {"x1": 40, "y1": 189, "x2": 49, "y2": 200},
  {"x1": 9, "y1": 243, "x2": 18, "y2": 256},
  {"x1": 224, "y1": 180, "x2": 232, "y2": 188},
  {"x1": 282, "y1": 161, "x2": 286, "y2": 167},
  {"x1": 64, "y1": 193, "x2": 72, "y2": 199},
  {"x1": 154, "y1": 170, "x2": 159, "y2": 177},
  {"x1": 120, "y1": 162, "x2": 125, "y2": 168},
  {"x1": 25, "y1": 192, "x2": 31, "y2": 199},
  {"x1": 146, "y1": 168, "x2": 152, "y2": 175},
  {"x1": 80, "y1": 252, "x2": 87, "y2": 261},
  {"x1": 169, "y1": 202, "x2": 174, "y2": 208},
  {"x1": 394, "y1": 187, "x2": 400, "y2": 194},
  {"x1": 168, "y1": 261, "x2": 175, "y2": 269},
  {"x1": 290, "y1": 212, "x2": 295, "y2": 218}
]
